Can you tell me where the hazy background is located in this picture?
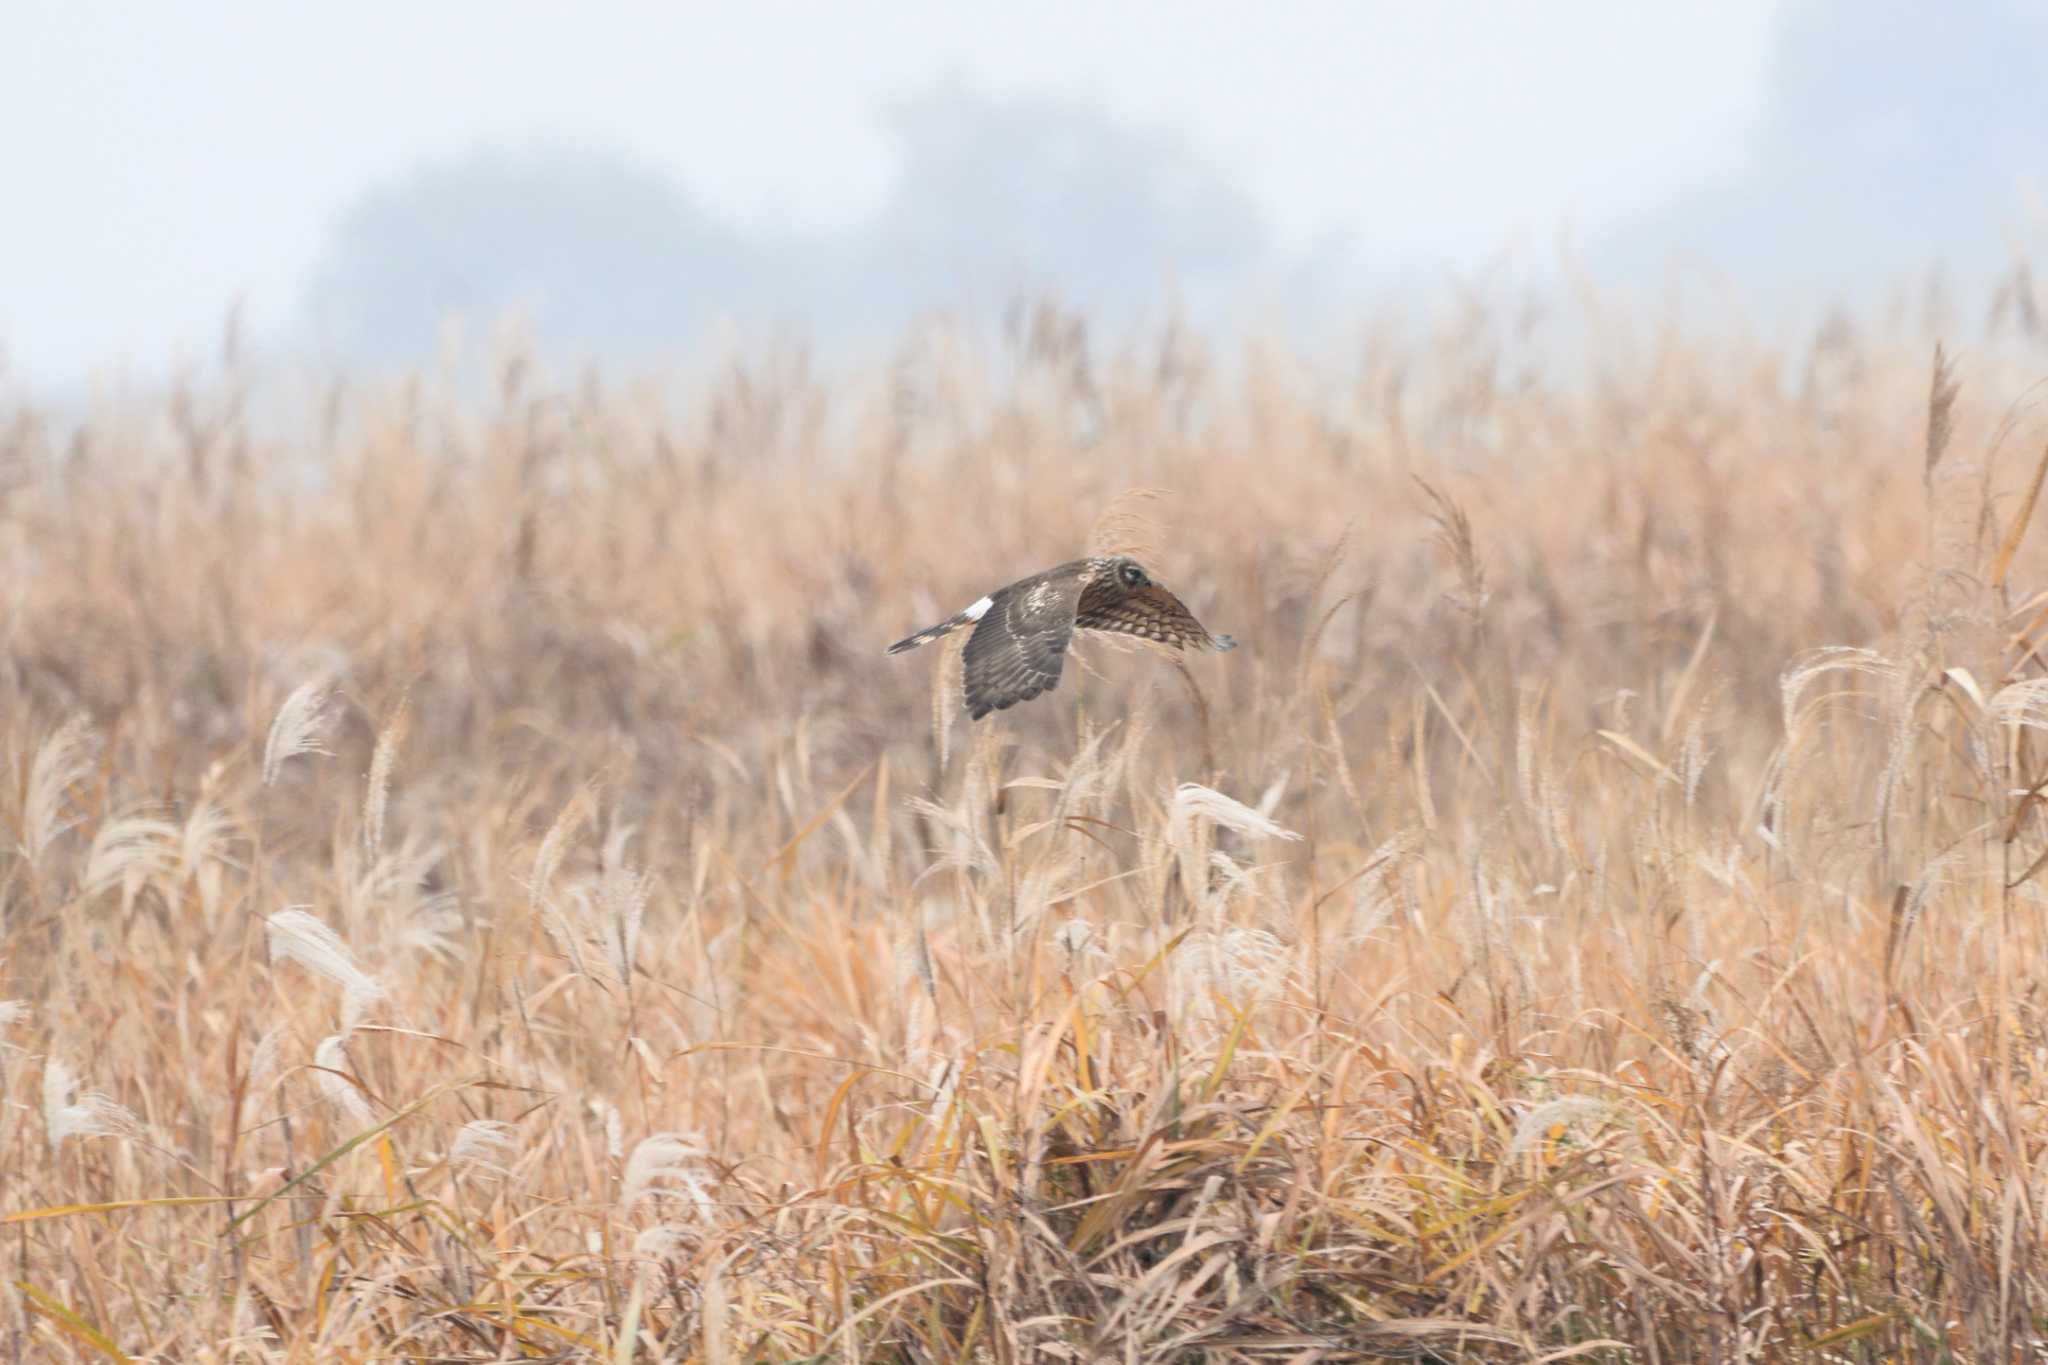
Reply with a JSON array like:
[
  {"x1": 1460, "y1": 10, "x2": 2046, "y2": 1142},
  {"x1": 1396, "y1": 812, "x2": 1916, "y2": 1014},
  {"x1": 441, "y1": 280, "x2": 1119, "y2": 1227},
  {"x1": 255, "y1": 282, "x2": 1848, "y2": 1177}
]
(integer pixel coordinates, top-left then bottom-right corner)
[{"x1": 4, "y1": 0, "x2": 2044, "y2": 393}]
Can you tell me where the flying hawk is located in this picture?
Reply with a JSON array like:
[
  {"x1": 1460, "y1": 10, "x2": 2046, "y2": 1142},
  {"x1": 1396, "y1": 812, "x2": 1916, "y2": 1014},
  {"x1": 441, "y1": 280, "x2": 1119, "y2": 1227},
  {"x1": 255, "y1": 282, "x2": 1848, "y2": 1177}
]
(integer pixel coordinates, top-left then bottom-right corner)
[{"x1": 886, "y1": 556, "x2": 1237, "y2": 719}]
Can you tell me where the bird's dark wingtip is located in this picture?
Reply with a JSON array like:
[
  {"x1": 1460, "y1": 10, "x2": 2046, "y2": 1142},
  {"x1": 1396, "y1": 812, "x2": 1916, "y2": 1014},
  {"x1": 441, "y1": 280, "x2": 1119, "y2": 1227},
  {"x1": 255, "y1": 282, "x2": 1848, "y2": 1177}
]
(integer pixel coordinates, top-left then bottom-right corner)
[{"x1": 1214, "y1": 634, "x2": 1239, "y2": 651}]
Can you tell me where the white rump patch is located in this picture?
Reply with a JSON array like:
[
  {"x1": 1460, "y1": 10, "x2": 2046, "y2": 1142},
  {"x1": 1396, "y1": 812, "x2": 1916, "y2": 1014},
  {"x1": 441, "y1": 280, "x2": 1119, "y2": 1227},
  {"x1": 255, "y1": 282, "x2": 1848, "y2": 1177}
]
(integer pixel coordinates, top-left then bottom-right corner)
[{"x1": 963, "y1": 595, "x2": 994, "y2": 621}]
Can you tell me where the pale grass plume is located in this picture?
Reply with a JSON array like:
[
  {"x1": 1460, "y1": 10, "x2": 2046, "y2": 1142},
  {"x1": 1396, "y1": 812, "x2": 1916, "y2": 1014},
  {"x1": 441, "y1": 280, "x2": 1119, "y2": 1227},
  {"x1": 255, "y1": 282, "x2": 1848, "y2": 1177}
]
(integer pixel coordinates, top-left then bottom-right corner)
[
  {"x1": 1507, "y1": 1097, "x2": 1617, "y2": 1158},
  {"x1": 179, "y1": 798, "x2": 233, "y2": 873},
  {"x1": 1989, "y1": 676, "x2": 2048, "y2": 731},
  {"x1": 266, "y1": 907, "x2": 386, "y2": 1025},
  {"x1": 450, "y1": 1118, "x2": 517, "y2": 1175},
  {"x1": 246, "y1": 1022, "x2": 285, "y2": 1089},
  {"x1": 178, "y1": 798, "x2": 236, "y2": 919},
  {"x1": 263, "y1": 681, "x2": 335, "y2": 786},
  {"x1": 238, "y1": 1022, "x2": 288, "y2": 1128},
  {"x1": 596, "y1": 833, "x2": 652, "y2": 986},
  {"x1": 345, "y1": 831, "x2": 463, "y2": 964},
  {"x1": 1051, "y1": 916, "x2": 1099, "y2": 962},
  {"x1": 631, "y1": 1221, "x2": 696, "y2": 1265},
  {"x1": 362, "y1": 696, "x2": 410, "y2": 853},
  {"x1": 621, "y1": 1131, "x2": 714, "y2": 1216},
  {"x1": 23, "y1": 714, "x2": 94, "y2": 859},
  {"x1": 312, "y1": 1033, "x2": 374, "y2": 1128},
  {"x1": 1924, "y1": 341, "x2": 1960, "y2": 486},
  {"x1": 530, "y1": 783, "x2": 595, "y2": 913},
  {"x1": 43, "y1": 1057, "x2": 146, "y2": 1148},
  {"x1": 1779, "y1": 646, "x2": 1902, "y2": 729},
  {"x1": 906, "y1": 794, "x2": 998, "y2": 881},
  {"x1": 81, "y1": 815, "x2": 179, "y2": 904},
  {"x1": 0, "y1": 999, "x2": 28, "y2": 1029},
  {"x1": 1170, "y1": 926, "x2": 1291, "y2": 1024},
  {"x1": 538, "y1": 893, "x2": 592, "y2": 980},
  {"x1": 1169, "y1": 782, "x2": 1305, "y2": 845},
  {"x1": 1167, "y1": 782, "x2": 1303, "y2": 917}
]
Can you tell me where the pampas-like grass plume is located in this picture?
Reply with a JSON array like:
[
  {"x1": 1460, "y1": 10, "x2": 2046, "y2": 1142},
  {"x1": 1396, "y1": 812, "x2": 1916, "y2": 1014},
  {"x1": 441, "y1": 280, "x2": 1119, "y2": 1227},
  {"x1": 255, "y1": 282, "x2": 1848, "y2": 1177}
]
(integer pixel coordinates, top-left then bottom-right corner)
[
  {"x1": 362, "y1": 696, "x2": 410, "y2": 853},
  {"x1": 42, "y1": 1057, "x2": 146, "y2": 1147},
  {"x1": 312, "y1": 1033, "x2": 373, "y2": 1127},
  {"x1": 265, "y1": 907, "x2": 386, "y2": 1028},
  {"x1": 23, "y1": 715, "x2": 94, "y2": 859},
  {"x1": 621, "y1": 1131, "x2": 714, "y2": 1215},
  {"x1": 450, "y1": 1118, "x2": 516, "y2": 1175},
  {"x1": 262, "y1": 681, "x2": 335, "y2": 786}
]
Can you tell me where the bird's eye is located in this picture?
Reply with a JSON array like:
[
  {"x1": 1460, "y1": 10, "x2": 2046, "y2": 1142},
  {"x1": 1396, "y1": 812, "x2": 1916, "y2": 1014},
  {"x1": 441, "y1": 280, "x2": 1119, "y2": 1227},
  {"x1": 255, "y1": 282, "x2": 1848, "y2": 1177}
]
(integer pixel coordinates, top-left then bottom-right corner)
[{"x1": 1121, "y1": 564, "x2": 1145, "y2": 586}]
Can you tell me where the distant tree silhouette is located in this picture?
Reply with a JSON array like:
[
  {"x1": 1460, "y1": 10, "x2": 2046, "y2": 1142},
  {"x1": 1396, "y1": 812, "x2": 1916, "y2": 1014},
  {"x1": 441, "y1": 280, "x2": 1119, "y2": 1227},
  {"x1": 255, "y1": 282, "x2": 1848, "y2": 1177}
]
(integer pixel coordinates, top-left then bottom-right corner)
[
  {"x1": 309, "y1": 145, "x2": 750, "y2": 366},
  {"x1": 1607, "y1": 0, "x2": 2047, "y2": 293},
  {"x1": 862, "y1": 86, "x2": 1263, "y2": 321},
  {"x1": 306, "y1": 90, "x2": 1267, "y2": 368}
]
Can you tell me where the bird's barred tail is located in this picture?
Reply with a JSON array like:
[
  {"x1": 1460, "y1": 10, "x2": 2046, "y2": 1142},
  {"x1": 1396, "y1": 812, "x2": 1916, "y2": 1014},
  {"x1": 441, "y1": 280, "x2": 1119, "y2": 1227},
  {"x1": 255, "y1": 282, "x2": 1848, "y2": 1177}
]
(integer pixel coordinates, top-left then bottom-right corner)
[{"x1": 885, "y1": 594, "x2": 995, "y2": 655}]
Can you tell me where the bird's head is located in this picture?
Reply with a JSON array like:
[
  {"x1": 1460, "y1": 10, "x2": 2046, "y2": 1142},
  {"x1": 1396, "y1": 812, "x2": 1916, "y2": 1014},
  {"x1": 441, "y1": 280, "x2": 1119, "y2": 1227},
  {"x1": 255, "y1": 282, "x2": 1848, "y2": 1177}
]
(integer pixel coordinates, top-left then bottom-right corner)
[{"x1": 1108, "y1": 557, "x2": 1150, "y2": 590}]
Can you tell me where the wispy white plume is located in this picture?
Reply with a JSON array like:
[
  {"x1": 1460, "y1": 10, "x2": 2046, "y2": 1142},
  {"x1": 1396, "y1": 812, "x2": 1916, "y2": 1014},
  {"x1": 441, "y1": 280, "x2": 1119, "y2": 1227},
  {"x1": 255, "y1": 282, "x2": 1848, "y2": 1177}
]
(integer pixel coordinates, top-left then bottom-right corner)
[
  {"x1": 1169, "y1": 783, "x2": 1306, "y2": 844},
  {"x1": 263, "y1": 681, "x2": 334, "y2": 786},
  {"x1": 621, "y1": 1131, "x2": 713, "y2": 1215},
  {"x1": 450, "y1": 1118, "x2": 516, "y2": 1175},
  {"x1": 341, "y1": 979, "x2": 384, "y2": 1032},
  {"x1": 42, "y1": 1058, "x2": 146, "y2": 1148},
  {"x1": 1991, "y1": 677, "x2": 2048, "y2": 732},
  {"x1": 313, "y1": 1033, "x2": 373, "y2": 1128},
  {"x1": 1507, "y1": 1097, "x2": 1616, "y2": 1157},
  {"x1": 631, "y1": 1222, "x2": 694, "y2": 1261},
  {"x1": 346, "y1": 831, "x2": 464, "y2": 964},
  {"x1": 1166, "y1": 783, "x2": 1304, "y2": 919},
  {"x1": 246, "y1": 1023, "x2": 285, "y2": 1088},
  {"x1": 24, "y1": 716, "x2": 94, "y2": 859},
  {"x1": 601, "y1": 1101, "x2": 624, "y2": 1161},
  {"x1": 1779, "y1": 646, "x2": 1901, "y2": 729},
  {"x1": 266, "y1": 907, "x2": 386, "y2": 1021},
  {"x1": 906, "y1": 796, "x2": 999, "y2": 879},
  {"x1": 81, "y1": 815, "x2": 178, "y2": 904},
  {"x1": 0, "y1": 1000, "x2": 28, "y2": 1028},
  {"x1": 179, "y1": 799, "x2": 234, "y2": 876},
  {"x1": 1170, "y1": 927, "x2": 1291, "y2": 1021}
]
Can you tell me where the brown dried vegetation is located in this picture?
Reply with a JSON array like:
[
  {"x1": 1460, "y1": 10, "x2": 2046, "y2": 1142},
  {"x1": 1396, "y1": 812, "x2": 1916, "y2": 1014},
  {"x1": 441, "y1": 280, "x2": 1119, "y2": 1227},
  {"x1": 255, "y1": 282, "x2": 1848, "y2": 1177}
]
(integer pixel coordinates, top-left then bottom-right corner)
[{"x1": 6, "y1": 295, "x2": 2048, "y2": 1359}]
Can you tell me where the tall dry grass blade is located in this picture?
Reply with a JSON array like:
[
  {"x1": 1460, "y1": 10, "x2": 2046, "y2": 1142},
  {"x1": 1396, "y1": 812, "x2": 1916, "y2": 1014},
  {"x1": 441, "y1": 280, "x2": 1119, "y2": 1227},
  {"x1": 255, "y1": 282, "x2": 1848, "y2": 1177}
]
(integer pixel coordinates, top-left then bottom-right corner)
[{"x1": 1990, "y1": 442, "x2": 2048, "y2": 591}]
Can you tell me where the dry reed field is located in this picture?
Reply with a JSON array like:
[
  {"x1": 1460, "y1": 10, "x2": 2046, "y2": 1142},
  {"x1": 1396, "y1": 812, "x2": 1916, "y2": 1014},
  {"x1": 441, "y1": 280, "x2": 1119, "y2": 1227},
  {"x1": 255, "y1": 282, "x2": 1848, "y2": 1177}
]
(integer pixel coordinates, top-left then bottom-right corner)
[{"x1": 8, "y1": 295, "x2": 2048, "y2": 1361}]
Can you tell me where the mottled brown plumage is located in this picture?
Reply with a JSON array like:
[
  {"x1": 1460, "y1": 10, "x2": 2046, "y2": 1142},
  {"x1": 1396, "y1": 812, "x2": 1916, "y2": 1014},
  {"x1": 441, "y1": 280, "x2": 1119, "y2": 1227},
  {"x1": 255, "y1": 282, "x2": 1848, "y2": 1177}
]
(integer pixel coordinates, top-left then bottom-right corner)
[{"x1": 886, "y1": 556, "x2": 1236, "y2": 719}]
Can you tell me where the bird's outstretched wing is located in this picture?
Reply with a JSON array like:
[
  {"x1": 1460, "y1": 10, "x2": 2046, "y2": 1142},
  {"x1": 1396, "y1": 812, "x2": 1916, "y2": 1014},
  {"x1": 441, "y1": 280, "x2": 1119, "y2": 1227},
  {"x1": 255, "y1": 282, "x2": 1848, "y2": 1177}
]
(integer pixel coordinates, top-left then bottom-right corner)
[
  {"x1": 1075, "y1": 582, "x2": 1237, "y2": 652},
  {"x1": 961, "y1": 572, "x2": 1088, "y2": 719}
]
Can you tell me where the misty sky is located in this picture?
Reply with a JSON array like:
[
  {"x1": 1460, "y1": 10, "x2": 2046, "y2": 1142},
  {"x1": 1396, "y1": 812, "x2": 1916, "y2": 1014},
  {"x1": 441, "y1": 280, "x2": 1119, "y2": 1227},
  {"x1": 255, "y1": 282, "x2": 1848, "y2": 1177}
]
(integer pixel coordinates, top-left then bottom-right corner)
[{"x1": 1, "y1": 0, "x2": 2006, "y2": 391}]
